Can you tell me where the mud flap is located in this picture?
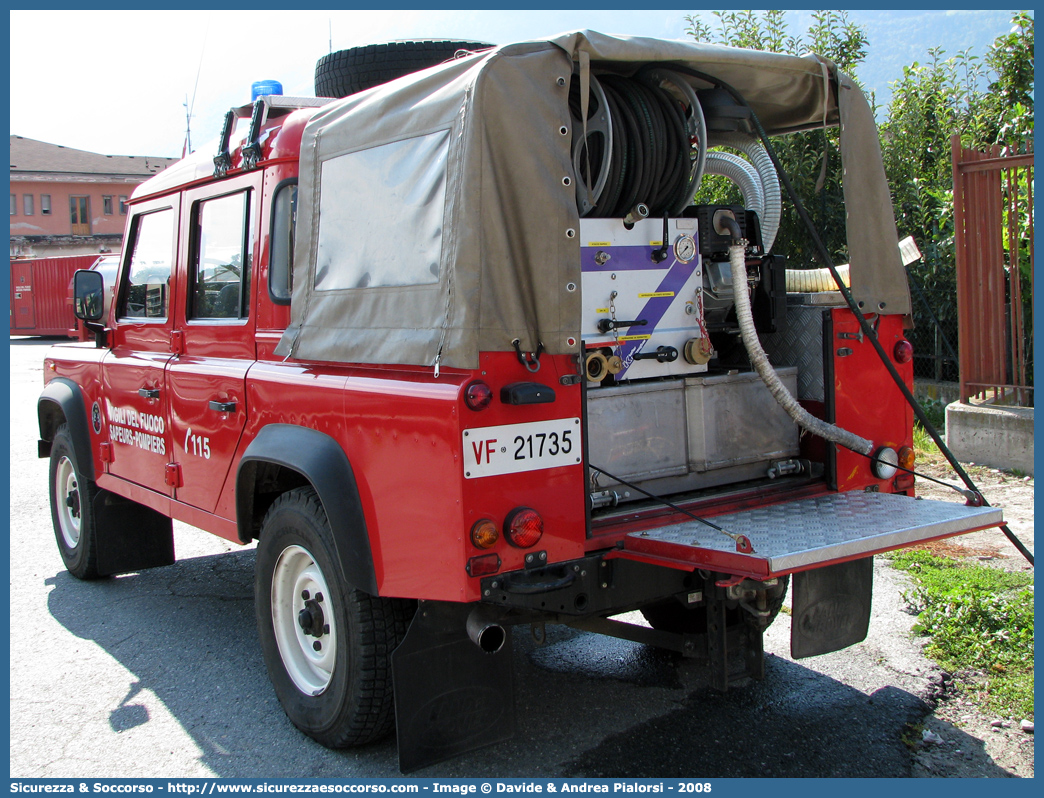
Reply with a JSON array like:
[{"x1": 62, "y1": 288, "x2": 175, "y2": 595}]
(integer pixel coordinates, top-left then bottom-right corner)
[
  {"x1": 791, "y1": 557, "x2": 873, "y2": 659},
  {"x1": 391, "y1": 601, "x2": 515, "y2": 773},
  {"x1": 93, "y1": 489, "x2": 175, "y2": 576}
]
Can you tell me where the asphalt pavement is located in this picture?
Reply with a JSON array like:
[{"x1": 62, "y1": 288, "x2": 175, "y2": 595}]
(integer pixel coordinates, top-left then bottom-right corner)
[{"x1": 8, "y1": 337, "x2": 997, "y2": 779}]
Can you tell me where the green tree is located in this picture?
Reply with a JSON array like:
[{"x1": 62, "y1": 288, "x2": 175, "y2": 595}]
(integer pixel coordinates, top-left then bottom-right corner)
[
  {"x1": 687, "y1": 10, "x2": 1033, "y2": 387},
  {"x1": 685, "y1": 10, "x2": 870, "y2": 267},
  {"x1": 879, "y1": 13, "x2": 1033, "y2": 385},
  {"x1": 984, "y1": 11, "x2": 1034, "y2": 148}
]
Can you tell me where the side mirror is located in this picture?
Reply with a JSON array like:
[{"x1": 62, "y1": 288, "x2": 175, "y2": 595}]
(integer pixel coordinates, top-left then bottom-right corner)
[{"x1": 73, "y1": 269, "x2": 105, "y2": 322}]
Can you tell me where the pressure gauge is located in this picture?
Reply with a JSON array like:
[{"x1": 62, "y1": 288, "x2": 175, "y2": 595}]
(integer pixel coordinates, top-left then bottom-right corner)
[{"x1": 674, "y1": 234, "x2": 697, "y2": 263}]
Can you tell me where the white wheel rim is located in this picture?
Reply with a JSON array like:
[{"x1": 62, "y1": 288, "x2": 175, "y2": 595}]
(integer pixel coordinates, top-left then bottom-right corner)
[
  {"x1": 271, "y1": 544, "x2": 337, "y2": 695},
  {"x1": 55, "y1": 456, "x2": 82, "y2": 549}
]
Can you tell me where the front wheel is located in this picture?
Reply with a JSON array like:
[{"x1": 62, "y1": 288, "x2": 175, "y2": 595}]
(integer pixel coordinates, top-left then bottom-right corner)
[
  {"x1": 48, "y1": 424, "x2": 101, "y2": 579},
  {"x1": 255, "y1": 487, "x2": 414, "y2": 748}
]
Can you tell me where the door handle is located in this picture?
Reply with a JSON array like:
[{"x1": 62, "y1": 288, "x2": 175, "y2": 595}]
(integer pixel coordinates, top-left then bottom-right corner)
[
  {"x1": 209, "y1": 400, "x2": 237, "y2": 413},
  {"x1": 138, "y1": 387, "x2": 160, "y2": 399}
]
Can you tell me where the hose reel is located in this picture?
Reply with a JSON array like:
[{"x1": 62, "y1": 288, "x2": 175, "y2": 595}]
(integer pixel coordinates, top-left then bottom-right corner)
[{"x1": 570, "y1": 70, "x2": 709, "y2": 218}]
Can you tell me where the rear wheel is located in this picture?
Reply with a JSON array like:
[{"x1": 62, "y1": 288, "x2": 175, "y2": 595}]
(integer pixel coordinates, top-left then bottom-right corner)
[
  {"x1": 315, "y1": 40, "x2": 493, "y2": 98},
  {"x1": 48, "y1": 424, "x2": 101, "y2": 579},
  {"x1": 255, "y1": 487, "x2": 414, "y2": 748}
]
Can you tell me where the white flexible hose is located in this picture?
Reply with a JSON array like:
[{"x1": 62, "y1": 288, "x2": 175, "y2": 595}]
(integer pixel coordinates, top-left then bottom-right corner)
[
  {"x1": 729, "y1": 242, "x2": 873, "y2": 455},
  {"x1": 714, "y1": 134, "x2": 782, "y2": 253},
  {"x1": 705, "y1": 152, "x2": 764, "y2": 221},
  {"x1": 785, "y1": 263, "x2": 851, "y2": 293}
]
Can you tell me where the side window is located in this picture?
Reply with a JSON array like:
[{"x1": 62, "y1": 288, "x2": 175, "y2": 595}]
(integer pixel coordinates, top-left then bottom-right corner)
[
  {"x1": 269, "y1": 181, "x2": 297, "y2": 304},
  {"x1": 119, "y1": 208, "x2": 174, "y2": 320},
  {"x1": 191, "y1": 190, "x2": 250, "y2": 320}
]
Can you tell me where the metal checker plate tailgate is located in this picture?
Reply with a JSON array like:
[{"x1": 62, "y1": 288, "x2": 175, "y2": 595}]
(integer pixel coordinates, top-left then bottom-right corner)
[{"x1": 622, "y1": 492, "x2": 1003, "y2": 579}]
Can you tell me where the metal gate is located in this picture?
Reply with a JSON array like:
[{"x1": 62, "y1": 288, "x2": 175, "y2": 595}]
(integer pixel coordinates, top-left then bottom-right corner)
[{"x1": 951, "y1": 136, "x2": 1034, "y2": 405}]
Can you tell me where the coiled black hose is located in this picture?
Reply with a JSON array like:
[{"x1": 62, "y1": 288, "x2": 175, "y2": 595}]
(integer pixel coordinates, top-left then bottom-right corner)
[{"x1": 571, "y1": 74, "x2": 695, "y2": 218}]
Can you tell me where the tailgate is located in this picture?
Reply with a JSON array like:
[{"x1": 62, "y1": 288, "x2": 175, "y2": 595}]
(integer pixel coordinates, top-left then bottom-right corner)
[{"x1": 619, "y1": 492, "x2": 1003, "y2": 579}]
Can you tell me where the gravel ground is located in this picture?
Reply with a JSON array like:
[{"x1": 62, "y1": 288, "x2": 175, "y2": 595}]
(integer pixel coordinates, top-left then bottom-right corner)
[{"x1": 905, "y1": 457, "x2": 1035, "y2": 778}]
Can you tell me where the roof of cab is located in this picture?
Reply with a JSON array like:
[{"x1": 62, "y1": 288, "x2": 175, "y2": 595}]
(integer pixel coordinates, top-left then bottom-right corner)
[{"x1": 130, "y1": 97, "x2": 332, "y2": 202}]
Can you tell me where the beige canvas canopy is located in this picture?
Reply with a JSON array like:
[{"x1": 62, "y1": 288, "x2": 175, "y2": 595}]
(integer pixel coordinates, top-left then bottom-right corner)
[{"x1": 276, "y1": 31, "x2": 909, "y2": 368}]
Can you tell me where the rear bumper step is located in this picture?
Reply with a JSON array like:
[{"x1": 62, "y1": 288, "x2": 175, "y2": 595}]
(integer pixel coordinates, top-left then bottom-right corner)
[{"x1": 618, "y1": 491, "x2": 1003, "y2": 579}]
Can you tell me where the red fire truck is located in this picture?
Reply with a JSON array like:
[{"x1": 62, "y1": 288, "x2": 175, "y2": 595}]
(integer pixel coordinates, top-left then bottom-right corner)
[{"x1": 40, "y1": 34, "x2": 1002, "y2": 771}]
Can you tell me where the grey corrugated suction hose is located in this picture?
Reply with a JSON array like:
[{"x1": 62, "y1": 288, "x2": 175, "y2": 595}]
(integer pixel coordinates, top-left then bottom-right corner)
[
  {"x1": 728, "y1": 240, "x2": 873, "y2": 455},
  {"x1": 713, "y1": 133, "x2": 782, "y2": 253},
  {"x1": 705, "y1": 151, "x2": 764, "y2": 220}
]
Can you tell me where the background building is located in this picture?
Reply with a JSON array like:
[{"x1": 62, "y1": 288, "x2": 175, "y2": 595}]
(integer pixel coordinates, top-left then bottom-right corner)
[{"x1": 10, "y1": 136, "x2": 176, "y2": 257}]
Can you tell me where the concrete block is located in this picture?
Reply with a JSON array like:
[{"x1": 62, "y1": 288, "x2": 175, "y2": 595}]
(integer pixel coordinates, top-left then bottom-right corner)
[
  {"x1": 945, "y1": 401, "x2": 1034, "y2": 475},
  {"x1": 914, "y1": 379, "x2": 960, "y2": 406}
]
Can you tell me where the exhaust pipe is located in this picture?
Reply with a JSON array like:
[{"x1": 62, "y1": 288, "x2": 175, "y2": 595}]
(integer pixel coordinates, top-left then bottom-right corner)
[{"x1": 466, "y1": 606, "x2": 507, "y2": 654}]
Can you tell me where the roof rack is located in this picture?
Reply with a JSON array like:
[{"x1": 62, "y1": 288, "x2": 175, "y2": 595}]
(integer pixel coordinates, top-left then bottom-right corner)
[{"x1": 215, "y1": 96, "x2": 334, "y2": 177}]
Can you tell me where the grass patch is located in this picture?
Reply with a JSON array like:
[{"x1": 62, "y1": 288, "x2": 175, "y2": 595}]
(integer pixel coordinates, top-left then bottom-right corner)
[
  {"x1": 912, "y1": 397, "x2": 948, "y2": 461},
  {"x1": 912, "y1": 423, "x2": 941, "y2": 460},
  {"x1": 891, "y1": 549, "x2": 1034, "y2": 719},
  {"x1": 916, "y1": 397, "x2": 948, "y2": 433}
]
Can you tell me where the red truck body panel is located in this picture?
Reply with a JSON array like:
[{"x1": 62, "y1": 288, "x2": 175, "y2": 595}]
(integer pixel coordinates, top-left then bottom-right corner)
[{"x1": 37, "y1": 45, "x2": 1006, "y2": 769}]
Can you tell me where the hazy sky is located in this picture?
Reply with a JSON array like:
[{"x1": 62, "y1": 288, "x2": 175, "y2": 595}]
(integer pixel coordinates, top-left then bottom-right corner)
[{"x1": 9, "y1": 9, "x2": 1017, "y2": 159}]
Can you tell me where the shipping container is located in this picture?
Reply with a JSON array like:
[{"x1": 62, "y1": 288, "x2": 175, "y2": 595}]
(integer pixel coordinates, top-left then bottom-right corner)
[{"x1": 9, "y1": 254, "x2": 102, "y2": 337}]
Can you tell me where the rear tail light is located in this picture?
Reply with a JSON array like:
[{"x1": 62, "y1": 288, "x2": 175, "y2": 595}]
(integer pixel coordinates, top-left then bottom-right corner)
[
  {"x1": 464, "y1": 380, "x2": 493, "y2": 411},
  {"x1": 470, "y1": 518, "x2": 499, "y2": 549},
  {"x1": 504, "y1": 507, "x2": 543, "y2": 548},
  {"x1": 894, "y1": 340, "x2": 913, "y2": 364}
]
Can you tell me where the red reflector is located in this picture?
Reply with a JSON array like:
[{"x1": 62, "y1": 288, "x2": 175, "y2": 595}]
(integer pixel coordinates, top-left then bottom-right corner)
[
  {"x1": 466, "y1": 553, "x2": 501, "y2": 577},
  {"x1": 504, "y1": 507, "x2": 543, "y2": 548},
  {"x1": 464, "y1": 380, "x2": 493, "y2": 411},
  {"x1": 893, "y1": 340, "x2": 913, "y2": 364},
  {"x1": 895, "y1": 473, "x2": 915, "y2": 491}
]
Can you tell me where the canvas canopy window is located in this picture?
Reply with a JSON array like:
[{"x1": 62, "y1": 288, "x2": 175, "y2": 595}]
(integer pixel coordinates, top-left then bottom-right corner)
[
  {"x1": 277, "y1": 31, "x2": 910, "y2": 369},
  {"x1": 315, "y1": 130, "x2": 450, "y2": 291}
]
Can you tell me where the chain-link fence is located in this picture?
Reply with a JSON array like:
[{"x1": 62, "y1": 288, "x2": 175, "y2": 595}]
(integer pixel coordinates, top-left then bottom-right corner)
[
  {"x1": 905, "y1": 253, "x2": 1034, "y2": 402},
  {"x1": 906, "y1": 255, "x2": 961, "y2": 385}
]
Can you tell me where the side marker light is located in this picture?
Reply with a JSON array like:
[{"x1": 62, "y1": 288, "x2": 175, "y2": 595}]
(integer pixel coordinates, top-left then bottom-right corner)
[
  {"x1": 464, "y1": 380, "x2": 493, "y2": 411},
  {"x1": 894, "y1": 340, "x2": 914, "y2": 364}
]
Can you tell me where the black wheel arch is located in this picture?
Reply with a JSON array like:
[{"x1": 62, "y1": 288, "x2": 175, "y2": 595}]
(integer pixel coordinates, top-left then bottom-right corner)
[
  {"x1": 236, "y1": 424, "x2": 378, "y2": 596},
  {"x1": 39, "y1": 377, "x2": 95, "y2": 481}
]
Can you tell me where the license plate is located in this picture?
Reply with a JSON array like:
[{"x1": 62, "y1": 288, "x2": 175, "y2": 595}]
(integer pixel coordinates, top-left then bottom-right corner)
[{"x1": 463, "y1": 418, "x2": 582, "y2": 479}]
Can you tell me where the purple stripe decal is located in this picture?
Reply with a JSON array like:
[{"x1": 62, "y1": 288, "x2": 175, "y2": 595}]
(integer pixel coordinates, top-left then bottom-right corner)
[
  {"x1": 616, "y1": 255, "x2": 697, "y2": 375},
  {"x1": 581, "y1": 246, "x2": 670, "y2": 272}
]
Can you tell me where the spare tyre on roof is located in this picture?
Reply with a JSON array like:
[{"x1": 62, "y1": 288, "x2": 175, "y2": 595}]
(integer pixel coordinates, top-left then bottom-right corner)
[{"x1": 314, "y1": 39, "x2": 494, "y2": 97}]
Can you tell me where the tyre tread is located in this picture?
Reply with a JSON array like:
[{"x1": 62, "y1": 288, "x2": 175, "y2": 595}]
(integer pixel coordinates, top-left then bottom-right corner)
[
  {"x1": 49, "y1": 423, "x2": 102, "y2": 580},
  {"x1": 315, "y1": 40, "x2": 492, "y2": 98}
]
